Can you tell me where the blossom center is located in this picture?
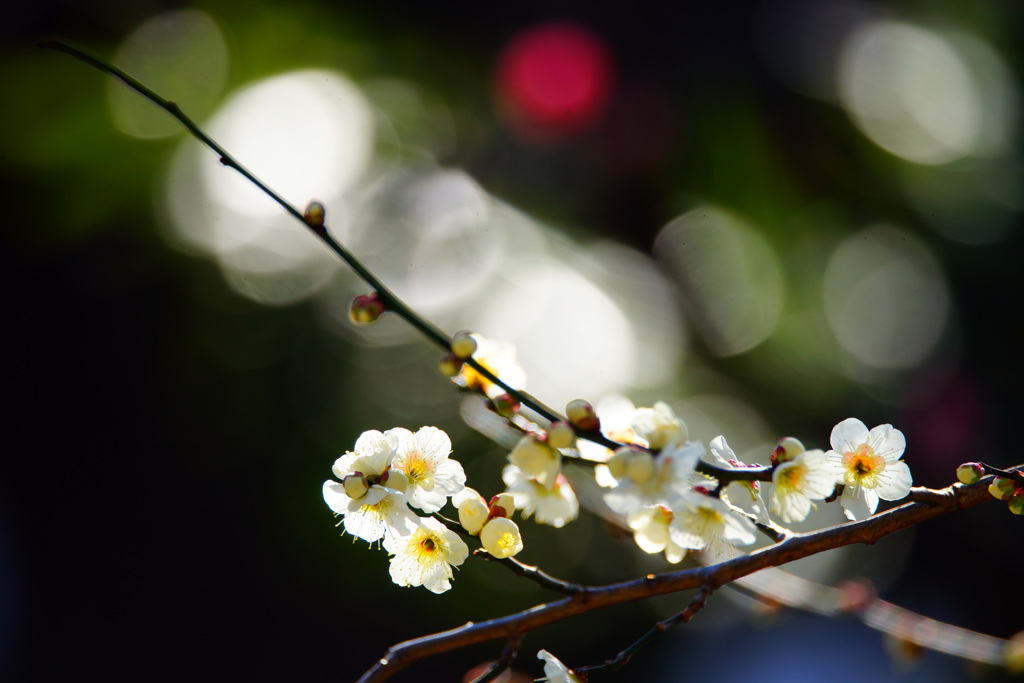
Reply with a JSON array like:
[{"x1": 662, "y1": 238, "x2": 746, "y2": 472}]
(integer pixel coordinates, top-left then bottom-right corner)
[
  {"x1": 844, "y1": 444, "x2": 886, "y2": 489},
  {"x1": 777, "y1": 463, "x2": 807, "y2": 493},
  {"x1": 405, "y1": 453, "x2": 429, "y2": 484},
  {"x1": 496, "y1": 532, "x2": 517, "y2": 551}
]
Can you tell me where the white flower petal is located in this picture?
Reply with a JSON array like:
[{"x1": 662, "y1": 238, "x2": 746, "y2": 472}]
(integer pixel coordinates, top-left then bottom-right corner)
[
  {"x1": 868, "y1": 424, "x2": 906, "y2": 462},
  {"x1": 408, "y1": 487, "x2": 448, "y2": 514},
  {"x1": 875, "y1": 460, "x2": 913, "y2": 500},
  {"x1": 424, "y1": 426, "x2": 454, "y2": 460},
  {"x1": 840, "y1": 485, "x2": 878, "y2": 521},
  {"x1": 323, "y1": 480, "x2": 352, "y2": 514},
  {"x1": 830, "y1": 417, "x2": 870, "y2": 453},
  {"x1": 709, "y1": 435, "x2": 737, "y2": 464}
]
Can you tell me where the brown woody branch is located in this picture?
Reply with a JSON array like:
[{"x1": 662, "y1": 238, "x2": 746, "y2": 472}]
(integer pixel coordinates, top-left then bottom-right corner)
[{"x1": 356, "y1": 470, "x2": 1019, "y2": 682}]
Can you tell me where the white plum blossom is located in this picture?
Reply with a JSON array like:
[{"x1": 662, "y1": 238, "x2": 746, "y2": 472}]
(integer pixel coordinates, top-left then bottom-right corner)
[
  {"x1": 669, "y1": 491, "x2": 758, "y2": 555},
  {"x1": 603, "y1": 441, "x2": 704, "y2": 515},
  {"x1": 453, "y1": 333, "x2": 527, "y2": 399},
  {"x1": 382, "y1": 517, "x2": 469, "y2": 594},
  {"x1": 626, "y1": 504, "x2": 688, "y2": 563},
  {"x1": 388, "y1": 426, "x2": 466, "y2": 513},
  {"x1": 537, "y1": 650, "x2": 581, "y2": 683},
  {"x1": 770, "y1": 448, "x2": 836, "y2": 523},
  {"x1": 322, "y1": 429, "x2": 419, "y2": 543},
  {"x1": 827, "y1": 418, "x2": 912, "y2": 521},
  {"x1": 502, "y1": 465, "x2": 579, "y2": 528},
  {"x1": 479, "y1": 516, "x2": 524, "y2": 558},
  {"x1": 632, "y1": 401, "x2": 688, "y2": 451},
  {"x1": 708, "y1": 435, "x2": 767, "y2": 521}
]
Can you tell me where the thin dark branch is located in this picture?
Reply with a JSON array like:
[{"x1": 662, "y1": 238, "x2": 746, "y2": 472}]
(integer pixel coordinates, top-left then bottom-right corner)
[
  {"x1": 355, "y1": 470, "x2": 1019, "y2": 682},
  {"x1": 474, "y1": 552, "x2": 585, "y2": 596},
  {"x1": 466, "y1": 637, "x2": 522, "y2": 683},
  {"x1": 979, "y1": 462, "x2": 1024, "y2": 486},
  {"x1": 576, "y1": 584, "x2": 715, "y2": 675}
]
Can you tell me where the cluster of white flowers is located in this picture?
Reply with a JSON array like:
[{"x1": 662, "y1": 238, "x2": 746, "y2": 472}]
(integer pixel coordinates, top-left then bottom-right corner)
[
  {"x1": 583, "y1": 397, "x2": 914, "y2": 561},
  {"x1": 322, "y1": 418, "x2": 535, "y2": 593},
  {"x1": 322, "y1": 334, "x2": 914, "y2": 608},
  {"x1": 322, "y1": 427, "x2": 471, "y2": 593}
]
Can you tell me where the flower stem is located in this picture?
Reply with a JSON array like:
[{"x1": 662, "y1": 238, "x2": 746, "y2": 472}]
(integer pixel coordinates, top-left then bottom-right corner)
[{"x1": 38, "y1": 38, "x2": 774, "y2": 485}]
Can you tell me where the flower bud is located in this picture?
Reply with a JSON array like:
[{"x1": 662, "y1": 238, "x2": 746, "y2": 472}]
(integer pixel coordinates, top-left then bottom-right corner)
[
  {"x1": 349, "y1": 292, "x2": 386, "y2": 324},
  {"x1": 438, "y1": 353, "x2": 464, "y2": 377},
  {"x1": 1009, "y1": 491, "x2": 1024, "y2": 516},
  {"x1": 458, "y1": 497, "x2": 490, "y2": 535},
  {"x1": 492, "y1": 393, "x2": 520, "y2": 417},
  {"x1": 303, "y1": 200, "x2": 326, "y2": 230},
  {"x1": 773, "y1": 437, "x2": 806, "y2": 465},
  {"x1": 989, "y1": 477, "x2": 1017, "y2": 501},
  {"x1": 343, "y1": 473, "x2": 369, "y2": 499},
  {"x1": 547, "y1": 421, "x2": 576, "y2": 449},
  {"x1": 489, "y1": 493, "x2": 516, "y2": 518},
  {"x1": 380, "y1": 469, "x2": 408, "y2": 493},
  {"x1": 480, "y1": 517, "x2": 524, "y2": 558},
  {"x1": 566, "y1": 399, "x2": 600, "y2": 432},
  {"x1": 450, "y1": 331, "x2": 478, "y2": 359},
  {"x1": 607, "y1": 447, "x2": 633, "y2": 479},
  {"x1": 956, "y1": 462, "x2": 985, "y2": 485},
  {"x1": 626, "y1": 451, "x2": 656, "y2": 484}
]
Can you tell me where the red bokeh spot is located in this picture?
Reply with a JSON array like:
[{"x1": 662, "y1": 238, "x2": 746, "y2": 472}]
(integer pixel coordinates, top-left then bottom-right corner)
[{"x1": 496, "y1": 23, "x2": 614, "y2": 142}]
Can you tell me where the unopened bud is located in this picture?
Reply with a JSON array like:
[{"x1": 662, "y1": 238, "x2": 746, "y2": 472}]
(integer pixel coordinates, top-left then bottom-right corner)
[
  {"x1": 989, "y1": 477, "x2": 1017, "y2": 501},
  {"x1": 458, "y1": 497, "x2": 489, "y2": 535},
  {"x1": 380, "y1": 469, "x2": 408, "y2": 493},
  {"x1": 773, "y1": 437, "x2": 806, "y2": 465},
  {"x1": 343, "y1": 473, "x2": 369, "y2": 499},
  {"x1": 1009, "y1": 492, "x2": 1024, "y2": 516},
  {"x1": 450, "y1": 331, "x2": 478, "y2": 360},
  {"x1": 303, "y1": 200, "x2": 326, "y2": 230},
  {"x1": 547, "y1": 421, "x2": 576, "y2": 449},
  {"x1": 956, "y1": 462, "x2": 985, "y2": 485},
  {"x1": 626, "y1": 451, "x2": 656, "y2": 484},
  {"x1": 349, "y1": 292, "x2": 386, "y2": 325},
  {"x1": 492, "y1": 393, "x2": 520, "y2": 417},
  {"x1": 479, "y1": 516, "x2": 524, "y2": 558},
  {"x1": 489, "y1": 493, "x2": 515, "y2": 518},
  {"x1": 608, "y1": 447, "x2": 633, "y2": 479},
  {"x1": 439, "y1": 353, "x2": 464, "y2": 378},
  {"x1": 566, "y1": 399, "x2": 600, "y2": 432}
]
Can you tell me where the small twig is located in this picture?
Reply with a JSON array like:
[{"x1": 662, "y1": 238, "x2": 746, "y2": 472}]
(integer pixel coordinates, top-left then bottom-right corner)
[
  {"x1": 576, "y1": 584, "x2": 715, "y2": 675},
  {"x1": 466, "y1": 637, "x2": 523, "y2": 683},
  {"x1": 355, "y1": 471, "x2": 1019, "y2": 682},
  {"x1": 755, "y1": 520, "x2": 788, "y2": 543},
  {"x1": 979, "y1": 462, "x2": 1024, "y2": 486},
  {"x1": 430, "y1": 513, "x2": 583, "y2": 595},
  {"x1": 41, "y1": 39, "x2": 783, "y2": 492},
  {"x1": 474, "y1": 551, "x2": 585, "y2": 596}
]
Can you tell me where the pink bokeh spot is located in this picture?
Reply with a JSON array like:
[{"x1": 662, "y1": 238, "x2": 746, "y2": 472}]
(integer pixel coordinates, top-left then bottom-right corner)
[{"x1": 496, "y1": 23, "x2": 614, "y2": 142}]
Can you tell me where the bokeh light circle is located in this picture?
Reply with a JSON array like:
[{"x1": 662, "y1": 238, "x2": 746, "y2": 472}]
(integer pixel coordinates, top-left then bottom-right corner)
[
  {"x1": 108, "y1": 10, "x2": 228, "y2": 139},
  {"x1": 823, "y1": 226, "x2": 950, "y2": 370},
  {"x1": 837, "y1": 20, "x2": 983, "y2": 165},
  {"x1": 654, "y1": 206, "x2": 784, "y2": 357},
  {"x1": 495, "y1": 23, "x2": 614, "y2": 141}
]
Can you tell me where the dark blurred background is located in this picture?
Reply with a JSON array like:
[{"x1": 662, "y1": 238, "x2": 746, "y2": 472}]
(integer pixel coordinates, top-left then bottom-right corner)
[{"x1": 2, "y1": 1, "x2": 1023, "y2": 681}]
